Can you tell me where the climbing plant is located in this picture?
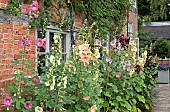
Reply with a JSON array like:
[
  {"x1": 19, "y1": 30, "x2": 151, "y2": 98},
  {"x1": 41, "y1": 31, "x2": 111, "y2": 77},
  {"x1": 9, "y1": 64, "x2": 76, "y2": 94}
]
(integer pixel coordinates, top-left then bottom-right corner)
[{"x1": 5, "y1": 0, "x2": 131, "y2": 38}]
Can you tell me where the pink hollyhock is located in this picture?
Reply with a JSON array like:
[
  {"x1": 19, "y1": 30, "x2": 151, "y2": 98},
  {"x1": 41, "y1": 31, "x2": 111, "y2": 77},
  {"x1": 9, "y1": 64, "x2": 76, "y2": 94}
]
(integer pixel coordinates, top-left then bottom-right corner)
[
  {"x1": 30, "y1": 0, "x2": 38, "y2": 12},
  {"x1": 36, "y1": 38, "x2": 44, "y2": 47},
  {"x1": 126, "y1": 61, "x2": 131, "y2": 67},
  {"x1": 19, "y1": 36, "x2": 26, "y2": 47},
  {"x1": 27, "y1": 37, "x2": 32, "y2": 47},
  {"x1": 110, "y1": 39, "x2": 116, "y2": 48},
  {"x1": 26, "y1": 5, "x2": 30, "y2": 15},
  {"x1": 96, "y1": 39, "x2": 102, "y2": 47},
  {"x1": 116, "y1": 73, "x2": 121, "y2": 78},
  {"x1": 2, "y1": 96, "x2": 12, "y2": 106},
  {"x1": 24, "y1": 101, "x2": 32, "y2": 109},
  {"x1": 34, "y1": 13, "x2": 38, "y2": 18},
  {"x1": 106, "y1": 57, "x2": 112, "y2": 64},
  {"x1": 43, "y1": 38, "x2": 46, "y2": 49},
  {"x1": 32, "y1": 76, "x2": 40, "y2": 84}
]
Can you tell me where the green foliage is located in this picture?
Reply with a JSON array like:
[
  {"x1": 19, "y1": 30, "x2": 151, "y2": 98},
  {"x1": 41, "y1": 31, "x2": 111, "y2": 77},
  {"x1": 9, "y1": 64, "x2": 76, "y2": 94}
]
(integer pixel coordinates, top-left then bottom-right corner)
[
  {"x1": 152, "y1": 37, "x2": 170, "y2": 58},
  {"x1": 73, "y1": 0, "x2": 131, "y2": 38},
  {"x1": 138, "y1": 0, "x2": 170, "y2": 22}
]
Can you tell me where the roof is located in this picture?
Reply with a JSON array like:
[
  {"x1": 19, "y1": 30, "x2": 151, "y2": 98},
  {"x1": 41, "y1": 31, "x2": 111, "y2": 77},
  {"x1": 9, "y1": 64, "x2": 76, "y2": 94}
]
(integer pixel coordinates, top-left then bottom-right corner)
[{"x1": 142, "y1": 22, "x2": 170, "y2": 40}]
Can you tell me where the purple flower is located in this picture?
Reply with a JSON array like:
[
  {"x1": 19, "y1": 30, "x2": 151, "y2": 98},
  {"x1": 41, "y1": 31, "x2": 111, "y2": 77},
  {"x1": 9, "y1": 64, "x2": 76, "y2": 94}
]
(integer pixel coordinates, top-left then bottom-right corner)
[
  {"x1": 126, "y1": 61, "x2": 131, "y2": 67},
  {"x1": 27, "y1": 37, "x2": 32, "y2": 47},
  {"x1": 158, "y1": 64, "x2": 170, "y2": 70},
  {"x1": 36, "y1": 38, "x2": 44, "y2": 47},
  {"x1": 2, "y1": 96, "x2": 12, "y2": 106},
  {"x1": 24, "y1": 101, "x2": 32, "y2": 109},
  {"x1": 106, "y1": 57, "x2": 112, "y2": 64},
  {"x1": 96, "y1": 39, "x2": 102, "y2": 47},
  {"x1": 19, "y1": 37, "x2": 26, "y2": 47},
  {"x1": 135, "y1": 64, "x2": 140, "y2": 74},
  {"x1": 32, "y1": 76, "x2": 40, "y2": 84},
  {"x1": 25, "y1": 50, "x2": 29, "y2": 54}
]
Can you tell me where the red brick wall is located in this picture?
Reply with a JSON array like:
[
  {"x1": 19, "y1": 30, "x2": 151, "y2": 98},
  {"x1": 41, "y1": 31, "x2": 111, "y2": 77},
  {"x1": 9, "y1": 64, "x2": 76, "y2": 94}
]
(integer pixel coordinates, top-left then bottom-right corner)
[{"x1": 0, "y1": 0, "x2": 138, "y2": 90}]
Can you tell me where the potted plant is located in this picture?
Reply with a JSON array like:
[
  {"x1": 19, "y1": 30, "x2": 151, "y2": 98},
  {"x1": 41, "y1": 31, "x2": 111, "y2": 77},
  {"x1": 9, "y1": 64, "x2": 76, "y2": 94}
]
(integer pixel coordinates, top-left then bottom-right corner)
[{"x1": 157, "y1": 64, "x2": 170, "y2": 83}]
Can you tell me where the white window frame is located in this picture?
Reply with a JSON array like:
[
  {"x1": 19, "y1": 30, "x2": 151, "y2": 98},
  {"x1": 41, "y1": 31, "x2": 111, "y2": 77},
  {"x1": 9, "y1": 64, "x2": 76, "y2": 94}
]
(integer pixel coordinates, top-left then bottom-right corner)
[{"x1": 35, "y1": 27, "x2": 71, "y2": 66}]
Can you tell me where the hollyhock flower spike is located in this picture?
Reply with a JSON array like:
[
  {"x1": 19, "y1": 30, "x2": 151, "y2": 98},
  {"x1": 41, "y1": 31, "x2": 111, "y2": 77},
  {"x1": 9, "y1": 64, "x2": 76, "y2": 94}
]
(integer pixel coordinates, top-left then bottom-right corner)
[
  {"x1": 19, "y1": 36, "x2": 26, "y2": 47},
  {"x1": 2, "y1": 96, "x2": 12, "y2": 106},
  {"x1": 24, "y1": 101, "x2": 32, "y2": 109},
  {"x1": 27, "y1": 37, "x2": 32, "y2": 46},
  {"x1": 135, "y1": 64, "x2": 140, "y2": 74},
  {"x1": 32, "y1": 76, "x2": 40, "y2": 84},
  {"x1": 30, "y1": 0, "x2": 38, "y2": 12},
  {"x1": 35, "y1": 106, "x2": 43, "y2": 112}
]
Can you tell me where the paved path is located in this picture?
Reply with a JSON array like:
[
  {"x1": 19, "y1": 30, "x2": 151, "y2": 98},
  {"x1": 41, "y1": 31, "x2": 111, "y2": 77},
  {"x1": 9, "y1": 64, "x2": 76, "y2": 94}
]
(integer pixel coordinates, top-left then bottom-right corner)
[{"x1": 151, "y1": 84, "x2": 170, "y2": 112}]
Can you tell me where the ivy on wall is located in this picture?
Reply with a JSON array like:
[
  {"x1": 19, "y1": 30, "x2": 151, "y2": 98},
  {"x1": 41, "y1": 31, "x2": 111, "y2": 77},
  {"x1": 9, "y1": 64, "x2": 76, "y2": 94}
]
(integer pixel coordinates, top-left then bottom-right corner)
[{"x1": 5, "y1": 0, "x2": 131, "y2": 37}]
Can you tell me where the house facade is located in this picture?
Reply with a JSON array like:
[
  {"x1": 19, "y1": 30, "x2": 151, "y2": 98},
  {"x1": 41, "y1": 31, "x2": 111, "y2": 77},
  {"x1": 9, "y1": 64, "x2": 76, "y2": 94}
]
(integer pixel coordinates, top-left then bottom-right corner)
[{"x1": 0, "y1": 0, "x2": 138, "y2": 92}]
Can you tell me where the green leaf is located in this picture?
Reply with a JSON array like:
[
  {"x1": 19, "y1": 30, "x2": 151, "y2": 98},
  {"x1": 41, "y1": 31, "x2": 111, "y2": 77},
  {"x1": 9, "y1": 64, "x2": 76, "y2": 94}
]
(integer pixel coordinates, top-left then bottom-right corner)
[
  {"x1": 116, "y1": 96, "x2": 122, "y2": 101},
  {"x1": 137, "y1": 95, "x2": 145, "y2": 103},
  {"x1": 135, "y1": 85, "x2": 142, "y2": 92}
]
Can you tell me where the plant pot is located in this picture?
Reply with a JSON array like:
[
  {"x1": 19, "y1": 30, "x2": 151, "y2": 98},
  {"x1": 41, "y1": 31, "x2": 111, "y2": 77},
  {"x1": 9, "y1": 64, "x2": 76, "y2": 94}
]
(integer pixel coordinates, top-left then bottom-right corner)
[{"x1": 158, "y1": 69, "x2": 170, "y2": 84}]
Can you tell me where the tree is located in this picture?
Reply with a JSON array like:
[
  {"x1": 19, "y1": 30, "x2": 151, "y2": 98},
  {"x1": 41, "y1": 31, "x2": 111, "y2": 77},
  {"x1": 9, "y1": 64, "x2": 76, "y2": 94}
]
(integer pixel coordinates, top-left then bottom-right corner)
[{"x1": 138, "y1": 0, "x2": 170, "y2": 22}]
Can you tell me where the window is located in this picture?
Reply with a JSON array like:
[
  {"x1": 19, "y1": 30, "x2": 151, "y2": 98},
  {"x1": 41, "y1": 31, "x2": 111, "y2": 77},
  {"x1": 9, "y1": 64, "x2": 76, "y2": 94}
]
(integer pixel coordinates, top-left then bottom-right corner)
[{"x1": 36, "y1": 29, "x2": 71, "y2": 75}]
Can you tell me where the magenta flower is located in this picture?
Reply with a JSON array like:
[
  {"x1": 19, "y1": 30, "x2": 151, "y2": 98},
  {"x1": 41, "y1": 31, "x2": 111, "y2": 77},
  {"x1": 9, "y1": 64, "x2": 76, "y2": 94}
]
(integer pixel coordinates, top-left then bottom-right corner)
[
  {"x1": 2, "y1": 96, "x2": 12, "y2": 106},
  {"x1": 25, "y1": 50, "x2": 29, "y2": 54},
  {"x1": 26, "y1": 5, "x2": 30, "y2": 15},
  {"x1": 96, "y1": 39, "x2": 102, "y2": 46},
  {"x1": 32, "y1": 76, "x2": 40, "y2": 84},
  {"x1": 30, "y1": 0, "x2": 38, "y2": 12},
  {"x1": 135, "y1": 64, "x2": 140, "y2": 74},
  {"x1": 36, "y1": 38, "x2": 44, "y2": 47},
  {"x1": 43, "y1": 38, "x2": 46, "y2": 50},
  {"x1": 19, "y1": 37, "x2": 26, "y2": 47},
  {"x1": 27, "y1": 37, "x2": 32, "y2": 47},
  {"x1": 24, "y1": 101, "x2": 32, "y2": 109},
  {"x1": 106, "y1": 57, "x2": 112, "y2": 64}
]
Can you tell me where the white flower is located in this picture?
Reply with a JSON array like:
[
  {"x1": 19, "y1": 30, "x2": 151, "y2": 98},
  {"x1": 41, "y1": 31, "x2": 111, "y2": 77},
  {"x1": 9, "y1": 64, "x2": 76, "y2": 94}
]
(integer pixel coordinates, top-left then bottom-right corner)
[
  {"x1": 35, "y1": 106, "x2": 43, "y2": 112},
  {"x1": 50, "y1": 76, "x2": 56, "y2": 90}
]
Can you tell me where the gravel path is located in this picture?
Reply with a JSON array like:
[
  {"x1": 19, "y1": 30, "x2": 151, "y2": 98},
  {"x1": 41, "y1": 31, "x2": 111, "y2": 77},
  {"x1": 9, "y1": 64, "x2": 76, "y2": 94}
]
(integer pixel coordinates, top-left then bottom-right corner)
[{"x1": 151, "y1": 84, "x2": 170, "y2": 112}]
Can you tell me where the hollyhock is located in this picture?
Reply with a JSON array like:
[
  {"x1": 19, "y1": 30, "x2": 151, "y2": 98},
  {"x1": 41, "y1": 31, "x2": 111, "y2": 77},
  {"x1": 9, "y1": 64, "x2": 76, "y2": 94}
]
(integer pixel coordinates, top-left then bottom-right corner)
[
  {"x1": 43, "y1": 38, "x2": 46, "y2": 49},
  {"x1": 106, "y1": 57, "x2": 112, "y2": 64},
  {"x1": 36, "y1": 38, "x2": 44, "y2": 47},
  {"x1": 25, "y1": 50, "x2": 29, "y2": 54},
  {"x1": 26, "y1": 37, "x2": 32, "y2": 46},
  {"x1": 116, "y1": 73, "x2": 121, "y2": 78},
  {"x1": 35, "y1": 106, "x2": 43, "y2": 112},
  {"x1": 126, "y1": 61, "x2": 131, "y2": 67},
  {"x1": 88, "y1": 105, "x2": 97, "y2": 112},
  {"x1": 19, "y1": 37, "x2": 26, "y2": 47},
  {"x1": 34, "y1": 13, "x2": 39, "y2": 18},
  {"x1": 135, "y1": 64, "x2": 140, "y2": 74},
  {"x1": 83, "y1": 96, "x2": 90, "y2": 100},
  {"x1": 96, "y1": 39, "x2": 102, "y2": 46},
  {"x1": 30, "y1": 0, "x2": 38, "y2": 12},
  {"x1": 2, "y1": 96, "x2": 12, "y2": 106},
  {"x1": 110, "y1": 39, "x2": 116, "y2": 48},
  {"x1": 24, "y1": 101, "x2": 32, "y2": 109},
  {"x1": 32, "y1": 76, "x2": 40, "y2": 84},
  {"x1": 26, "y1": 5, "x2": 30, "y2": 15}
]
